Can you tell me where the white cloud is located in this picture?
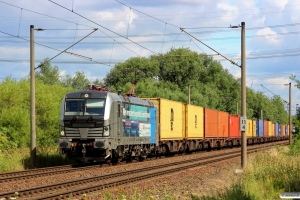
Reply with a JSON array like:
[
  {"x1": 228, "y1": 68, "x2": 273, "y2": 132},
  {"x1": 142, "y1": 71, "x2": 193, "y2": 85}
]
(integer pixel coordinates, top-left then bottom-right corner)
[
  {"x1": 262, "y1": 0, "x2": 288, "y2": 11},
  {"x1": 265, "y1": 77, "x2": 290, "y2": 90},
  {"x1": 92, "y1": 9, "x2": 137, "y2": 32},
  {"x1": 0, "y1": 46, "x2": 28, "y2": 57},
  {"x1": 254, "y1": 28, "x2": 281, "y2": 45},
  {"x1": 216, "y1": 3, "x2": 239, "y2": 22}
]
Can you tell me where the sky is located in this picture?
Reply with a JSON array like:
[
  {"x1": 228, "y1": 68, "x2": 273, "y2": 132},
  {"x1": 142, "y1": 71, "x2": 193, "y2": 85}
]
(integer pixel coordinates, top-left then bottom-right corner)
[{"x1": 0, "y1": 0, "x2": 300, "y2": 114}]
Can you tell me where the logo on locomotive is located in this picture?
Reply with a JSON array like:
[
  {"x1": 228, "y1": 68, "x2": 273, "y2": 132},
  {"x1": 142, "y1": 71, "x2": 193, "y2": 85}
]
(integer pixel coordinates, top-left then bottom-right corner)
[{"x1": 122, "y1": 104, "x2": 151, "y2": 137}]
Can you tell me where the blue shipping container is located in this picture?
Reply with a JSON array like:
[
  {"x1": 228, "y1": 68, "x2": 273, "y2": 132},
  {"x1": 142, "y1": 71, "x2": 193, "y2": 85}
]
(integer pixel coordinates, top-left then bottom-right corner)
[
  {"x1": 275, "y1": 123, "x2": 279, "y2": 136},
  {"x1": 278, "y1": 124, "x2": 281, "y2": 136},
  {"x1": 256, "y1": 120, "x2": 264, "y2": 137}
]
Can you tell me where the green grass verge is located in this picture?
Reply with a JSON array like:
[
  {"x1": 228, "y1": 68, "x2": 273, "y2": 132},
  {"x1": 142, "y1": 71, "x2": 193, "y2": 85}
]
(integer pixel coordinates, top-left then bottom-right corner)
[
  {"x1": 196, "y1": 137, "x2": 300, "y2": 200},
  {"x1": 0, "y1": 146, "x2": 74, "y2": 172}
]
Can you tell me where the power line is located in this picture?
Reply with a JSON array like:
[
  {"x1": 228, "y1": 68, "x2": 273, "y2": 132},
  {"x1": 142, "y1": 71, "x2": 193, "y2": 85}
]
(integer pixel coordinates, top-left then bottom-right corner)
[
  {"x1": 2, "y1": 29, "x2": 300, "y2": 44},
  {"x1": 114, "y1": 0, "x2": 180, "y2": 28},
  {"x1": 0, "y1": 29, "x2": 109, "y2": 66},
  {"x1": 35, "y1": 28, "x2": 98, "y2": 69},
  {"x1": 2, "y1": 3, "x2": 300, "y2": 19},
  {"x1": 260, "y1": 84, "x2": 295, "y2": 110},
  {"x1": 0, "y1": 0, "x2": 95, "y2": 29},
  {"x1": 180, "y1": 28, "x2": 240, "y2": 67},
  {"x1": 49, "y1": 0, "x2": 156, "y2": 56},
  {"x1": 2, "y1": 24, "x2": 300, "y2": 40}
]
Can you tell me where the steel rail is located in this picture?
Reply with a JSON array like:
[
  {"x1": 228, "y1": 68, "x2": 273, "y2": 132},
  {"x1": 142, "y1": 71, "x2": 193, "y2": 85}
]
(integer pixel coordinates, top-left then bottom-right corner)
[{"x1": 0, "y1": 141, "x2": 287, "y2": 200}]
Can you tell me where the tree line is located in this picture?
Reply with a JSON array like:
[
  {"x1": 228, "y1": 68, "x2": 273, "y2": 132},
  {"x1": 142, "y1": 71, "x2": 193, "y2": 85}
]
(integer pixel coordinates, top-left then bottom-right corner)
[{"x1": 0, "y1": 48, "x2": 291, "y2": 149}]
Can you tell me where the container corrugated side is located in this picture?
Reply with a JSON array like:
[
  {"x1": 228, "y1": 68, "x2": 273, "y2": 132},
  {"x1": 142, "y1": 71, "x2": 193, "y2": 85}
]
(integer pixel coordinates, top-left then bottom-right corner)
[
  {"x1": 143, "y1": 98, "x2": 184, "y2": 140},
  {"x1": 281, "y1": 125, "x2": 285, "y2": 136},
  {"x1": 263, "y1": 120, "x2": 269, "y2": 137},
  {"x1": 185, "y1": 104, "x2": 204, "y2": 139},
  {"x1": 204, "y1": 108, "x2": 218, "y2": 138},
  {"x1": 218, "y1": 111, "x2": 229, "y2": 138},
  {"x1": 257, "y1": 120, "x2": 264, "y2": 137},
  {"x1": 229, "y1": 115, "x2": 240, "y2": 138},
  {"x1": 252, "y1": 120, "x2": 257, "y2": 137},
  {"x1": 246, "y1": 119, "x2": 253, "y2": 137},
  {"x1": 278, "y1": 124, "x2": 281, "y2": 136},
  {"x1": 268, "y1": 121, "x2": 274, "y2": 136}
]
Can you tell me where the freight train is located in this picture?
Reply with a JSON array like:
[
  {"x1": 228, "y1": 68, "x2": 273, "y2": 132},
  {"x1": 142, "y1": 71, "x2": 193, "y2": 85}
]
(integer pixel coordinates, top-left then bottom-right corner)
[{"x1": 58, "y1": 85, "x2": 290, "y2": 163}]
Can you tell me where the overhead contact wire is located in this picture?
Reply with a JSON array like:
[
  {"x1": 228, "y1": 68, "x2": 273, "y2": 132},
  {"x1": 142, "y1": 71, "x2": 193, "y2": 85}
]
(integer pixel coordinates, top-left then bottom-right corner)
[
  {"x1": 17, "y1": 8, "x2": 23, "y2": 37},
  {"x1": 180, "y1": 28, "x2": 239, "y2": 67},
  {"x1": 0, "y1": 29, "x2": 109, "y2": 67},
  {"x1": 36, "y1": 28, "x2": 98, "y2": 69},
  {"x1": 127, "y1": 7, "x2": 131, "y2": 38},
  {"x1": 0, "y1": 0, "x2": 95, "y2": 28},
  {"x1": 114, "y1": 0, "x2": 180, "y2": 28},
  {"x1": 49, "y1": 0, "x2": 155, "y2": 56},
  {"x1": 109, "y1": 40, "x2": 115, "y2": 66},
  {"x1": 161, "y1": 23, "x2": 167, "y2": 53}
]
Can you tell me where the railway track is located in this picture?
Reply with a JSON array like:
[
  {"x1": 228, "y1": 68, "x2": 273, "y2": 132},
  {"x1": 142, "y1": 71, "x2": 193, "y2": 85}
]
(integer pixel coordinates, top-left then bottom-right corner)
[
  {"x1": 0, "y1": 141, "x2": 287, "y2": 200},
  {"x1": 0, "y1": 140, "x2": 287, "y2": 184}
]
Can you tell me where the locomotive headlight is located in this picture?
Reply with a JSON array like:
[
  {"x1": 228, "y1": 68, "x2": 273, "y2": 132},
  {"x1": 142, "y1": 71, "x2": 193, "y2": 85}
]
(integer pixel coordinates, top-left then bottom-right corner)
[
  {"x1": 60, "y1": 130, "x2": 65, "y2": 136},
  {"x1": 103, "y1": 126, "x2": 110, "y2": 136},
  {"x1": 59, "y1": 125, "x2": 65, "y2": 136}
]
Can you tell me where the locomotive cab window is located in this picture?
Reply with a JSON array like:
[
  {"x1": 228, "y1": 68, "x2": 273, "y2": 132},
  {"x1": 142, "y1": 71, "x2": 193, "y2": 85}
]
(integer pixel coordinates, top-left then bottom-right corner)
[
  {"x1": 65, "y1": 99, "x2": 84, "y2": 115},
  {"x1": 65, "y1": 98, "x2": 105, "y2": 116},
  {"x1": 85, "y1": 99, "x2": 105, "y2": 116}
]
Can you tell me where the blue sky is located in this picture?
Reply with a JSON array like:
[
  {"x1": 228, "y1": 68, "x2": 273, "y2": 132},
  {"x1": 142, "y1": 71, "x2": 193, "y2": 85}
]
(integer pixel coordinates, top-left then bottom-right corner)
[{"x1": 0, "y1": 0, "x2": 300, "y2": 113}]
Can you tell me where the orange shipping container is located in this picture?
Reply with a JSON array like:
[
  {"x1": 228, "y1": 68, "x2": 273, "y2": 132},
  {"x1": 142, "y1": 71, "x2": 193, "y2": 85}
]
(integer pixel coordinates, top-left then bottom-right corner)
[
  {"x1": 219, "y1": 111, "x2": 229, "y2": 138},
  {"x1": 263, "y1": 120, "x2": 269, "y2": 137},
  {"x1": 229, "y1": 115, "x2": 240, "y2": 138},
  {"x1": 204, "y1": 108, "x2": 229, "y2": 138},
  {"x1": 281, "y1": 125, "x2": 285, "y2": 136}
]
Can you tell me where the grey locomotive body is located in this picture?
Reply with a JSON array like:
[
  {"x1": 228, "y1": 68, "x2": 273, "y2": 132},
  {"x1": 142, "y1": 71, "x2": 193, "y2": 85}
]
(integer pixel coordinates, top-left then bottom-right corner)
[{"x1": 58, "y1": 86, "x2": 158, "y2": 162}]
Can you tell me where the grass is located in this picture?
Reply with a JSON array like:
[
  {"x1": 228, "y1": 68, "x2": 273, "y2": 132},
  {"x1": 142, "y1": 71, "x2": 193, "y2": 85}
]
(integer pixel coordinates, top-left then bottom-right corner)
[
  {"x1": 196, "y1": 137, "x2": 300, "y2": 200},
  {"x1": 0, "y1": 146, "x2": 74, "y2": 172},
  {"x1": 1, "y1": 138, "x2": 300, "y2": 199}
]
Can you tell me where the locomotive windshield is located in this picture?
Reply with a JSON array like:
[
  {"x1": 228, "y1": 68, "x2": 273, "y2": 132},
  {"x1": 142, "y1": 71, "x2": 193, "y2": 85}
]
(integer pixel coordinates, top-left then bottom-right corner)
[{"x1": 65, "y1": 98, "x2": 105, "y2": 116}]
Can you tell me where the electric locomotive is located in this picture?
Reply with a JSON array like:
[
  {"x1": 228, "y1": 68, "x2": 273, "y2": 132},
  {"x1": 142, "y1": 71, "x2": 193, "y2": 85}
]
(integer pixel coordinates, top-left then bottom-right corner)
[{"x1": 58, "y1": 85, "x2": 158, "y2": 163}]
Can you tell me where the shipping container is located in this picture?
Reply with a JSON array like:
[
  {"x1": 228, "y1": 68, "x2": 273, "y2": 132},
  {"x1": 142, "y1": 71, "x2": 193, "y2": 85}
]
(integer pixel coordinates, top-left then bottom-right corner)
[
  {"x1": 281, "y1": 125, "x2": 285, "y2": 136},
  {"x1": 229, "y1": 115, "x2": 240, "y2": 138},
  {"x1": 274, "y1": 123, "x2": 277, "y2": 136},
  {"x1": 268, "y1": 121, "x2": 274, "y2": 136},
  {"x1": 246, "y1": 119, "x2": 253, "y2": 137},
  {"x1": 204, "y1": 108, "x2": 219, "y2": 138},
  {"x1": 185, "y1": 104, "x2": 204, "y2": 139},
  {"x1": 219, "y1": 111, "x2": 229, "y2": 138},
  {"x1": 256, "y1": 120, "x2": 264, "y2": 137},
  {"x1": 285, "y1": 125, "x2": 289, "y2": 136},
  {"x1": 263, "y1": 120, "x2": 269, "y2": 137},
  {"x1": 144, "y1": 98, "x2": 184, "y2": 140},
  {"x1": 278, "y1": 124, "x2": 281, "y2": 136},
  {"x1": 252, "y1": 119, "x2": 257, "y2": 137}
]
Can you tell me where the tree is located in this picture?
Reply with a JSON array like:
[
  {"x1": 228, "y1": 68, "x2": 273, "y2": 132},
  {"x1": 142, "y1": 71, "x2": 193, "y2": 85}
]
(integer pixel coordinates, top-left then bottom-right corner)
[
  {"x1": 61, "y1": 71, "x2": 90, "y2": 91},
  {"x1": 104, "y1": 47, "x2": 288, "y2": 120},
  {"x1": 0, "y1": 77, "x2": 73, "y2": 148},
  {"x1": 35, "y1": 58, "x2": 61, "y2": 85}
]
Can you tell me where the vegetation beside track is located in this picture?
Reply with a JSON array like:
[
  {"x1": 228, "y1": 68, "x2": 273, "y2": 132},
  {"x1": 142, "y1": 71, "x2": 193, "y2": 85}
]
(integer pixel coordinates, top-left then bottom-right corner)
[
  {"x1": 0, "y1": 147, "x2": 73, "y2": 172},
  {"x1": 195, "y1": 135, "x2": 300, "y2": 200}
]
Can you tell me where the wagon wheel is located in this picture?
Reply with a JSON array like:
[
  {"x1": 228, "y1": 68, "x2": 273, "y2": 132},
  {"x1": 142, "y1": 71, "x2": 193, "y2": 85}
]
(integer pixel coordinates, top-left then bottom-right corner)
[{"x1": 198, "y1": 143, "x2": 203, "y2": 151}]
